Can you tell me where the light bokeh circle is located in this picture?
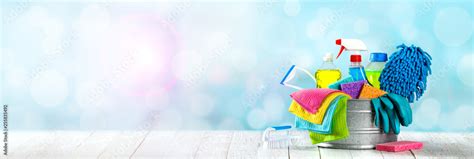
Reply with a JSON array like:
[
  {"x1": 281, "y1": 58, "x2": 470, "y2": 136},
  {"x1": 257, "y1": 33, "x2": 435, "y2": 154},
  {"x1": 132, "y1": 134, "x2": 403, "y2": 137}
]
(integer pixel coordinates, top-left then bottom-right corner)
[
  {"x1": 434, "y1": 7, "x2": 473, "y2": 46},
  {"x1": 247, "y1": 108, "x2": 267, "y2": 129},
  {"x1": 413, "y1": 98, "x2": 441, "y2": 129},
  {"x1": 30, "y1": 70, "x2": 69, "y2": 108}
]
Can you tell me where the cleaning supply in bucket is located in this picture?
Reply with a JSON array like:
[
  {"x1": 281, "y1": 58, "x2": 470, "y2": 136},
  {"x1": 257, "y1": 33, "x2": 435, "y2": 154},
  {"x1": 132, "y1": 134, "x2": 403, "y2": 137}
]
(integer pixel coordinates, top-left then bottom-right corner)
[
  {"x1": 290, "y1": 88, "x2": 339, "y2": 114},
  {"x1": 349, "y1": 55, "x2": 368, "y2": 81},
  {"x1": 288, "y1": 91, "x2": 350, "y2": 124},
  {"x1": 340, "y1": 80, "x2": 367, "y2": 99},
  {"x1": 262, "y1": 125, "x2": 301, "y2": 149},
  {"x1": 294, "y1": 96, "x2": 343, "y2": 134},
  {"x1": 379, "y1": 44, "x2": 432, "y2": 103},
  {"x1": 365, "y1": 52, "x2": 388, "y2": 88},
  {"x1": 387, "y1": 93, "x2": 412, "y2": 126},
  {"x1": 328, "y1": 77, "x2": 354, "y2": 90},
  {"x1": 335, "y1": 38, "x2": 368, "y2": 81},
  {"x1": 376, "y1": 141, "x2": 423, "y2": 152},
  {"x1": 280, "y1": 65, "x2": 317, "y2": 90},
  {"x1": 309, "y1": 95, "x2": 350, "y2": 144},
  {"x1": 371, "y1": 93, "x2": 412, "y2": 134},
  {"x1": 315, "y1": 53, "x2": 341, "y2": 88},
  {"x1": 380, "y1": 96, "x2": 401, "y2": 134},
  {"x1": 359, "y1": 84, "x2": 387, "y2": 99}
]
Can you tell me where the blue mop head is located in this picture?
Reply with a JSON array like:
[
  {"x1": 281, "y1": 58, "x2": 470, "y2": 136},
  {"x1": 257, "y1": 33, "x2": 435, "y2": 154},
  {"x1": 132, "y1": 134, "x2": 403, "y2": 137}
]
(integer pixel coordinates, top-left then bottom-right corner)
[{"x1": 379, "y1": 44, "x2": 432, "y2": 103}]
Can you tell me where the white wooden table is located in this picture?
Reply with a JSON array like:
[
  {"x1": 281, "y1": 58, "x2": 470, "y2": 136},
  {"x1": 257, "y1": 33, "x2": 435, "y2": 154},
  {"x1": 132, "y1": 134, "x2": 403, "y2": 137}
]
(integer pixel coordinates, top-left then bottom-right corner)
[{"x1": 4, "y1": 131, "x2": 473, "y2": 158}]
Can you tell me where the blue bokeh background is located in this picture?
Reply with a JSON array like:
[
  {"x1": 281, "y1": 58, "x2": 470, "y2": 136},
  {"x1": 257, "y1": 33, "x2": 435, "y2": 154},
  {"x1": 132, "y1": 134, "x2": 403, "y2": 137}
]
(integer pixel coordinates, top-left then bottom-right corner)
[{"x1": 1, "y1": 0, "x2": 473, "y2": 131}]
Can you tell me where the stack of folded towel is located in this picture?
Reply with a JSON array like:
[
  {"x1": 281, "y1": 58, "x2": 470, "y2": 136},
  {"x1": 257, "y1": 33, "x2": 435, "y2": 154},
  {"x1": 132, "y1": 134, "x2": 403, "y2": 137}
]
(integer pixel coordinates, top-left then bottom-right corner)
[{"x1": 287, "y1": 88, "x2": 351, "y2": 144}]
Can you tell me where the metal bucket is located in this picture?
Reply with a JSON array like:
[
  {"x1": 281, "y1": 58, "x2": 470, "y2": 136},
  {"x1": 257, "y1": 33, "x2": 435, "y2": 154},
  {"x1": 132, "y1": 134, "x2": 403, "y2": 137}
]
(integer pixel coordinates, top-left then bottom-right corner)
[{"x1": 318, "y1": 99, "x2": 397, "y2": 149}]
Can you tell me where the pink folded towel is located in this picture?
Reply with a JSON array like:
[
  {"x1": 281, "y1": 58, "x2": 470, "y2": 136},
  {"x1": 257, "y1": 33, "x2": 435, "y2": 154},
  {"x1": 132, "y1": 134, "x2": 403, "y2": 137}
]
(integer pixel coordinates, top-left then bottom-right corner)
[{"x1": 290, "y1": 88, "x2": 340, "y2": 114}]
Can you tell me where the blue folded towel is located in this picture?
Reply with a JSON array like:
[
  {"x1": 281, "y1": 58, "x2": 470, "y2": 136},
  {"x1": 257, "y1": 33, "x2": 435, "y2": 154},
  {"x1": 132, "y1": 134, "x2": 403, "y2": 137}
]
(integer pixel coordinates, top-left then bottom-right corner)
[{"x1": 294, "y1": 96, "x2": 343, "y2": 134}]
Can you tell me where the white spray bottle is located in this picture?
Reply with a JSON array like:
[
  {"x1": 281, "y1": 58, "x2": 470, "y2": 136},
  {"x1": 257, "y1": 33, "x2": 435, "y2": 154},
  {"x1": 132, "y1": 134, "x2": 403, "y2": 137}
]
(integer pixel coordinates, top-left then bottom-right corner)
[{"x1": 335, "y1": 38, "x2": 368, "y2": 81}]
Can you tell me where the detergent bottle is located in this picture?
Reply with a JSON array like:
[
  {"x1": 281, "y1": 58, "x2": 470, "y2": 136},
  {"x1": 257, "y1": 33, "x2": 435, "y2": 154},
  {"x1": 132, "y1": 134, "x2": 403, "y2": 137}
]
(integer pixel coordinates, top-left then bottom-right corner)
[
  {"x1": 315, "y1": 53, "x2": 341, "y2": 88},
  {"x1": 365, "y1": 52, "x2": 388, "y2": 88},
  {"x1": 335, "y1": 38, "x2": 368, "y2": 81}
]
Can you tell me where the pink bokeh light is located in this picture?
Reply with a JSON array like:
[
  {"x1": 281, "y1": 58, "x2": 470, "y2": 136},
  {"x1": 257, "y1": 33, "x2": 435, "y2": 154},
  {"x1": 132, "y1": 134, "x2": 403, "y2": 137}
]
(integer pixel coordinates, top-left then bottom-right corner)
[{"x1": 113, "y1": 14, "x2": 180, "y2": 97}]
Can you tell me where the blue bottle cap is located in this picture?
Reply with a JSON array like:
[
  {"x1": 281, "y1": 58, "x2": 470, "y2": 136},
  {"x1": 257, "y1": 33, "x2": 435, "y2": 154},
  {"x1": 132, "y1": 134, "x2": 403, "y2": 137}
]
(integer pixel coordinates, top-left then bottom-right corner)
[{"x1": 370, "y1": 52, "x2": 388, "y2": 62}]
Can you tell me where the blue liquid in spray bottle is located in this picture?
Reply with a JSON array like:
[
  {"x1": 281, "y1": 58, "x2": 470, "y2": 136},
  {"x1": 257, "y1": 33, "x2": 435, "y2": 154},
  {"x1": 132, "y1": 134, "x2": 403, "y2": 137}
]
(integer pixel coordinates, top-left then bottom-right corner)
[{"x1": 349, "y1": 54, "x2": 367, "y2": 81}]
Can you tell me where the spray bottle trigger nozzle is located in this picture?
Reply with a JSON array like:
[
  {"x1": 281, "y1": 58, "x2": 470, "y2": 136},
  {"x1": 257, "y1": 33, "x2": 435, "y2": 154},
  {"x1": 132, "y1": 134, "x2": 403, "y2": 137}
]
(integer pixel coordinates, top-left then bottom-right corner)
[
  {"x1": 336, "y1": 46, "x2": 345, "y2": 59},
  {"x1": 335, "y1": 39, "x2": 344, "y2": 59}
]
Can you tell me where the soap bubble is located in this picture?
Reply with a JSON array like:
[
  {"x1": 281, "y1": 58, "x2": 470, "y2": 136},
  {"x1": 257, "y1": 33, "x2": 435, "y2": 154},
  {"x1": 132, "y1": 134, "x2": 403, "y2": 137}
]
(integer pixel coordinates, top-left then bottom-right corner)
[
  {"x1": 457, "y1": 53, "x2": 474, "y2": 87},
  {"x1": 353, "y1": 18, "x2": 369, "y2": 35},
  {"x1": 413, "y1": 98, "x2": 441, "y2": 130},
  {"x1": 30, "y1": 70, "x2": 69, "y2": 108},
  {"x1": 247, "y1": 108, "x2": 267, "y2": 129},
  {"x1": 434, "y1": 7, "x2": 473, "y2": 46}
]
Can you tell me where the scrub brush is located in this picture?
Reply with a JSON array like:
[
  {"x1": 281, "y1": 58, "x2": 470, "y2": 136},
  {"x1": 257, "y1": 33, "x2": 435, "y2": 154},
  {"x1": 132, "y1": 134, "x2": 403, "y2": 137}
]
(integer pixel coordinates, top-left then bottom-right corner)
[{"x1": 261, "y1": 125, "x2": 301, "y2": 149}]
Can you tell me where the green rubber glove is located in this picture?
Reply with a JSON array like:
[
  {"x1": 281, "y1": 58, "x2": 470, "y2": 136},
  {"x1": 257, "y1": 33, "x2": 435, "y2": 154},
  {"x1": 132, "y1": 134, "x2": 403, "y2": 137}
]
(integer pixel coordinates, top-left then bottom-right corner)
[
  {"x1": 380, "y1": 96, "x2": 401, "y2": 134},
  {"x1": 371, "y1": 98, "x2": 389, "y2": 133},
  {"x1": 387, "y1": 93, "x2": 412, "y2": 126}
]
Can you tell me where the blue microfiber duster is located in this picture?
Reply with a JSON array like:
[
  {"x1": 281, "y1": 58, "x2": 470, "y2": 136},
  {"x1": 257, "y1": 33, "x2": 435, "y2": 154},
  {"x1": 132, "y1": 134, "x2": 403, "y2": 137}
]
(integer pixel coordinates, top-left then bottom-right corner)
[{"x1": 379, "y1": 44, "x2": 432, "y2": 103}]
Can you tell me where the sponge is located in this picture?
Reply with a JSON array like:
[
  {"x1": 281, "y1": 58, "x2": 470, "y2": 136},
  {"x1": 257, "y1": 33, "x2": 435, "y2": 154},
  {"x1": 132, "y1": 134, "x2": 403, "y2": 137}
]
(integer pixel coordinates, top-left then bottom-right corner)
[
  {"x1": 359, "y1": 84, "x2": 387, "y2": 99},
  {"x1": 340, "y1": 80, "x2": 366, "y2": 99},
  {"x1": 376, "y1": 141, "x2": 423, "y2": 152}
]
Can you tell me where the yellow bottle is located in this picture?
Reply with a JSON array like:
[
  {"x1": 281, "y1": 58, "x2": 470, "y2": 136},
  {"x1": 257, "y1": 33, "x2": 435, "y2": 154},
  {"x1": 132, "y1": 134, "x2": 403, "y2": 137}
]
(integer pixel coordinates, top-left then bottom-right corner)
[{"x1": 315, "y1": 53, "x2": 342, "y2": 88}]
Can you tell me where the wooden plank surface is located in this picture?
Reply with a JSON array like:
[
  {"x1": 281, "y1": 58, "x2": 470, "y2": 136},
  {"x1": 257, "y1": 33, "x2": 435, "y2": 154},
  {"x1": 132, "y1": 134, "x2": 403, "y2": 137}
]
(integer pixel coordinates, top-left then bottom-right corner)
[
  {"x1": 7, "y1": 131, "x2": 44, "y2": 155},
  {"x1": 402, "y1": 132, "x2": 474, "y2": 159},
  {"x1": 349, "y1": 149, "x2": 384, "y2": 159},
  {"x1": 194, "y1": 131, "x2": 233, "y2": 159},
  {"x1": 319, "y1": 148, "x2": 352, "y2": 159},
  {"x1": 71, "y1": 131, "x2": 120, "y2": 157},
  {"x1": 131, "y1": 131, "x2": 177, "y2": 158},
  {"x1": 98, "y1": 130, "x2": 149, "y2": 159},
  {"x1": 2, "y1": 131, "x2": 473, "y2": 158},
  {"x1": 227, "y1": 131, "x2": 262, "y2": 159},
  {"x1": 8, "y1": 131, "x2": 92, "y2": 158}
]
